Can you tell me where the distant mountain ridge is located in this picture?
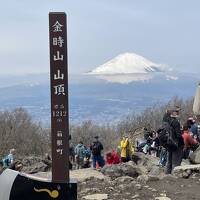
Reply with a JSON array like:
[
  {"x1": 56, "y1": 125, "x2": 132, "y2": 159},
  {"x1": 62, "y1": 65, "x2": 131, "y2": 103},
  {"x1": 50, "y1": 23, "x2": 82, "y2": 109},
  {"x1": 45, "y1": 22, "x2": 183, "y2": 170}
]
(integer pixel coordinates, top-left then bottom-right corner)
[
  {"x1": 89, "y1": 53, "x2": 167, "y2": 75},
  {"x1": 0, "y1": 73, "x2": 198, "y2": 125}
]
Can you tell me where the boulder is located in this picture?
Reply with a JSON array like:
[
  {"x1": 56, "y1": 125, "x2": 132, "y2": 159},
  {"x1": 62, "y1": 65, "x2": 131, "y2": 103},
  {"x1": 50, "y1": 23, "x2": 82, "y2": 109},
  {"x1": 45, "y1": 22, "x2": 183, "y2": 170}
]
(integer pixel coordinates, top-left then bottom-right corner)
[
  {"x1": 114, "y1": 176, "x2": 135, "y2": 183},
  {"x1": 173, "y1": 164, "x2": 200, "y2": 178},
  {"x1": 22, "y1": 162, "x2": 49, "y2": 174},
  {"x1": 101, "y1": 162, "x2": 143, "y2": 179},
  {"x1": 132, "y1": 152, "x2": 159, "y2": 172},
  {"x1": 189, "y1": 146, "x2": 200, "y2": 164},
  {"x1": 137, "y1": 174, "x2": 160, "y2": 184},
  {"x1": 19, "y1": 156, "x2": 51, "y2": 174},
  {"x1": 148, "y1": 166, "x2": 164, "y2": 177},
  {"x1": 137, "y1": 175, "x2": 149, "y2": 184}
]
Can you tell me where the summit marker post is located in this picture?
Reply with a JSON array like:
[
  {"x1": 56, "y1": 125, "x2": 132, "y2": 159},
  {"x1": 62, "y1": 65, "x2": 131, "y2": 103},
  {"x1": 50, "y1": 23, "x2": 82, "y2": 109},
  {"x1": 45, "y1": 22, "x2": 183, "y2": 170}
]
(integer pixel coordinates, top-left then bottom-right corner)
[
  {"x1": 49, "y1": 12, "x2": 69, "y2": 183},
  {"x1": 0, "y1": 12, "x2": 77, "y2": 200}
]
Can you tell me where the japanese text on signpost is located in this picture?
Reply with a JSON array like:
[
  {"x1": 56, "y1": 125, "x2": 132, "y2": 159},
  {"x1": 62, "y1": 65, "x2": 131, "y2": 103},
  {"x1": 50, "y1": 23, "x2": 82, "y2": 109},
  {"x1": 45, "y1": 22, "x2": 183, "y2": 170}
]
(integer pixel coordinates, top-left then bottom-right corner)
[{"x1": 49, "y1": 13, "x2": 69, "y2": 182}]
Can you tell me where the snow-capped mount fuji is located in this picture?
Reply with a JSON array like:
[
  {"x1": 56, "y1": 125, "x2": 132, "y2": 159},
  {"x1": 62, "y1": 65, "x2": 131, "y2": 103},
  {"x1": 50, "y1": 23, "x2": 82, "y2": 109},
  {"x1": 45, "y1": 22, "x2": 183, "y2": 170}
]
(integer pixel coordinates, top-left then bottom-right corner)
[{"x1": 89, "y1": 53, "x2": 167, "y2": 75}]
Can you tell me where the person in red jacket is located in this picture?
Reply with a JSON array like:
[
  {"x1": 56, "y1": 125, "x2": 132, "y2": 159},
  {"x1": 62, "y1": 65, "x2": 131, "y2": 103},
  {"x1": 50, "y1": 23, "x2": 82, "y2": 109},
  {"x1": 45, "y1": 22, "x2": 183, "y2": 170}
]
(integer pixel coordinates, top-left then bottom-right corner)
[
  {"x1": 182, "y1": 124, "x2": 199, "y2": 159},
  {"x1": 106, "y1": 150, "x2": 120, "y2": 165}
]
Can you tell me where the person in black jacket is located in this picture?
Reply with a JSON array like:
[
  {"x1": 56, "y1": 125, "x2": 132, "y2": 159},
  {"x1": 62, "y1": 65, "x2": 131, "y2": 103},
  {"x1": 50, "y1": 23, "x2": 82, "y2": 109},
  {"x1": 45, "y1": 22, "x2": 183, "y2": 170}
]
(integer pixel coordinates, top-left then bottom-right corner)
[
  {"x1": 165, "y1": 109, "x2": 184, "y2": 174},
  {"x1": 90, "y1": 136, "x2": 105, "y2": 169}
]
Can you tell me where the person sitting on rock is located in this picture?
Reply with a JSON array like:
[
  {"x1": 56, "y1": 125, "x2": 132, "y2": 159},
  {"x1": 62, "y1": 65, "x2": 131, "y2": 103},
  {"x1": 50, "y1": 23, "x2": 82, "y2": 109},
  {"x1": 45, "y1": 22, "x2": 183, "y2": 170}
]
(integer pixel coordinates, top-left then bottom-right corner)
[
  {"x1": 182, "y1": 124, "x2": 199, "y2": 159},
  {"x1": 2, "y1": 149, "x2": 16, "y2": 168},
  {"x1": 149, "y1": 131, "x2": 160, "y2": 157},
  {"x1": 120, "y1": 136, "x2": 133, "y2": 162},
  {"x1": 142, "y1": 132, "x2": 153, "y2": 155},
  {"x1": 187, "y1": 117, "x2": 199, "y2": 141},
  {"x1": 106, "y1": 150, "x2": 120, "y2": 165},
  {"x1": 82, "y1": 146, "x2": 91, "y2": 168}
]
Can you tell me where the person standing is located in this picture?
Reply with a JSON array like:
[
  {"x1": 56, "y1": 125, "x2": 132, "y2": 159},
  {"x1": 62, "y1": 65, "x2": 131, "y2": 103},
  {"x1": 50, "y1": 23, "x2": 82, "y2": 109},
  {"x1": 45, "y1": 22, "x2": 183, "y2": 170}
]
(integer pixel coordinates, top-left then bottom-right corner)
[
  {"x1": 75, "y1": 141, "x2": 86, "y2": 169},
  {"x1": 165, "y1": 109, "x2": 184, "y2": 174},
  {"x1": 143, "y1": 127, "x2": 149, "y2": 141},
  {"x1": 90, "y1": 136, "x2": 105, "y2": 169},
  {"x1": 120, "y1": 136, "x2": 133, "y2": 162}
]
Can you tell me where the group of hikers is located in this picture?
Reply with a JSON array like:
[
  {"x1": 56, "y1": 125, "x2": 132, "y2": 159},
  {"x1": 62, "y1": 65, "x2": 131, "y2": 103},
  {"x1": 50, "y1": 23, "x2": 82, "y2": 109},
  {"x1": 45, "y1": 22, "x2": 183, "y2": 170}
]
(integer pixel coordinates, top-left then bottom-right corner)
[
  {"x1": 0, "y1": 107, "x2": 199, "y2": 175},
  {"x1": 70, "y1": 136, "x2": 105, "y2": 170},
  {"x1": 136, "y1": 108, "x2": 199, "y2": 173},
  {"x1": 71, "y1": 107, "x2": 200, "y2": 175},
  {"x1": 69, "y1": 135, "x2": 134, "y2": 170}
]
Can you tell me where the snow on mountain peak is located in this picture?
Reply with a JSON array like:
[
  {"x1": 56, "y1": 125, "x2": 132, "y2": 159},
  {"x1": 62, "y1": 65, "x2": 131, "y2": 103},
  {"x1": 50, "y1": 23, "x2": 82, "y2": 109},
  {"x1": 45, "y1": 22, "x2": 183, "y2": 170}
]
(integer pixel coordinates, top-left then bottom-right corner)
[{"x1": 89, "y1": 53, "x2": 167, "y2": 75}]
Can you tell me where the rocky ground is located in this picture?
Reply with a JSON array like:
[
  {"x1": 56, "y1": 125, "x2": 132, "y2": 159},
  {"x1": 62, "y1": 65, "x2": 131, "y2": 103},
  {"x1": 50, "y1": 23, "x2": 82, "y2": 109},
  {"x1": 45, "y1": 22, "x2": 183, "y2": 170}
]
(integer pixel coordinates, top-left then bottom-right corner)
[
  {"x1": 29, "y1": 149, "x2": 200, "y2": 200},
  {"x1": 78, "y1": 173, "x2": 200, "y2": 200}
]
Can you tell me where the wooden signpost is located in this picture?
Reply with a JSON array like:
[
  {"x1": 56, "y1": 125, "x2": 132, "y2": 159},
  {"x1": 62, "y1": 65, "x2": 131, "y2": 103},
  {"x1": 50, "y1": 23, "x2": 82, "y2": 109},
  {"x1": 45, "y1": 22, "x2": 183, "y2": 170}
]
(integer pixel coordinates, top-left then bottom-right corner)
[
  {"x1": 49, "y1": 12, "x2": 69, "y2": 183},
  {"x1": 0, "y1": 12, "x2": 77, "y2": 200}
]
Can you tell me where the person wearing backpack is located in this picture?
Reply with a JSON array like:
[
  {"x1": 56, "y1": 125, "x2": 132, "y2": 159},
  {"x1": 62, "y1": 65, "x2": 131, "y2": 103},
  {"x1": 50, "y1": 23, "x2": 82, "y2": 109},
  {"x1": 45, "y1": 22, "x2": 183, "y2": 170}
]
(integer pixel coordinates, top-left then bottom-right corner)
[
  {"x1": 163, "y1": 109, "x2": 184, "y2": 174},
  {"x1": 75, "y1": 141, "x2": 86, "y2": 169},
  {"x1": 90, "y1": 136, "x2": 105, "y2": 169}
]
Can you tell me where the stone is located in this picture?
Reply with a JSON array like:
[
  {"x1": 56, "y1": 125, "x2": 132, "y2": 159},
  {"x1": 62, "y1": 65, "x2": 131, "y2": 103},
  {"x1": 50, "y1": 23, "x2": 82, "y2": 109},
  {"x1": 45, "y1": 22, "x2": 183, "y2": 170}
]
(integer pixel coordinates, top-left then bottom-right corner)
[
  {"x1": 101, "y1": 163, "x2": 142, "y2": 179},
  {"x1": 182, "y1": 171, "x2": 190, "y2": 179},
  {"x1": 115, "y1": 176, "x2": 135, "y2": 183},
  {"x1": 132, "y1": 194, "x2": 140, "y2": 199},
  {"x1": 117, "y1": 184, "x2": 129, "y2": 190},
  {"x1": 18, "y1": 156, "x2": 52, "y2": 174},
  {"x1": 132, "y1": 152, "x2": 159, "y2": 172},
  {"x1": 148, "y1": 175, "x2": 160, "y2": 182},
  {"x1": 180, "y1": 184, "x2": 185, "y2": 188},
  {"x1": 160, "y1": 193, "x2": 167, "y2": 197},
  {"x1": 148, "y1": 166, "x2": 164, "y2": 177},
  {"x1": 83, "y1": 194, "x2": 108, "y2": 200},
  {"x1": 135, "y1": 183, "x2": 142, "y2": 190},
  {"x1": 137, "y1": 175, "x2": 149, "y2": 184},
  {"x1": 22, "y1": 161, "x2": 49, "y2": 174},
  {"x1": 155, "y1": 197, "x2": 171, "y2": 200},
  {"x1": 173, "y1": 164, "x2": 200, "y2": 178}
]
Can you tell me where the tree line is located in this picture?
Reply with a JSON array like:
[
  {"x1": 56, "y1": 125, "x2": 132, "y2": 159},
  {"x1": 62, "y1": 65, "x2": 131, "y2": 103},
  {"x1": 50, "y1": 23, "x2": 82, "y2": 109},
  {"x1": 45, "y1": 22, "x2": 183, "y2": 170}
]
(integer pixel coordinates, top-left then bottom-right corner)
[{"x1": 0, "y1": 97, "x2": 194, "y2": 157}]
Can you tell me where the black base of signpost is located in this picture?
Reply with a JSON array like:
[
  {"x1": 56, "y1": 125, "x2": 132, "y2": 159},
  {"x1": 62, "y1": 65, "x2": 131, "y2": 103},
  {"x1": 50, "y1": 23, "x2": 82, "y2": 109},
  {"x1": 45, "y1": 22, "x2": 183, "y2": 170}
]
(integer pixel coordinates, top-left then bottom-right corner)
[{"x1": 9, "y1": 173, "x2": 77, "y2": 200}]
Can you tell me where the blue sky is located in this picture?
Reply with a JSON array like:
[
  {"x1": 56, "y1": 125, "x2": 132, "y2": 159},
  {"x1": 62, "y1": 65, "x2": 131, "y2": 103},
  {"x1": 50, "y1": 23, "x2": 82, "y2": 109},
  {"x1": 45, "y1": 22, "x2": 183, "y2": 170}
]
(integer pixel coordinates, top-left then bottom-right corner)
[{"x1": 0, "y1": 0, "x2": 200, "y2": 75}]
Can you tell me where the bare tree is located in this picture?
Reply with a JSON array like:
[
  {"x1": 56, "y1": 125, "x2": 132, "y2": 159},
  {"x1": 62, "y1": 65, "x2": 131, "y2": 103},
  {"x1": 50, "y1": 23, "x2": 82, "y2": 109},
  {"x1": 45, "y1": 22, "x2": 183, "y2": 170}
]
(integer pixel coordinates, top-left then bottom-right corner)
[{"x1": 0, "y1": 108, "x2": 50, "y2": 158}]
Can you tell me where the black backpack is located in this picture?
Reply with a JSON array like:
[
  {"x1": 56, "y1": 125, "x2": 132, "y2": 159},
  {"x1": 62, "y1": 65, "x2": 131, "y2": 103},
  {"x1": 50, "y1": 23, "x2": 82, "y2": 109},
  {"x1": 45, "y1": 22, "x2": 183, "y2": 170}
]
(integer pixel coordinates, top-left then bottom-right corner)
[
  {"x1": 92, "y1": 142, "x2": 101, "y2": 155},
  {"x1": 158, "y1": 120, "x2": 178, "y2": 151}
]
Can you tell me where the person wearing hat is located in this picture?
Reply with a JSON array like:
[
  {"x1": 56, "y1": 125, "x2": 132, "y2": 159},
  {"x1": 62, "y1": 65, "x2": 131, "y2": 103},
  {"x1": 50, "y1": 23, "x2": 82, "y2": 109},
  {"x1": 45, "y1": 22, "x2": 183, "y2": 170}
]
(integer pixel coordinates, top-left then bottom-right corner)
[
  {"x1": 90, "y1": 136, "x2": 104, "y2": 169},
  {"x1": 165, "y1": 108, "x2": 184, "y2": 174}
]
